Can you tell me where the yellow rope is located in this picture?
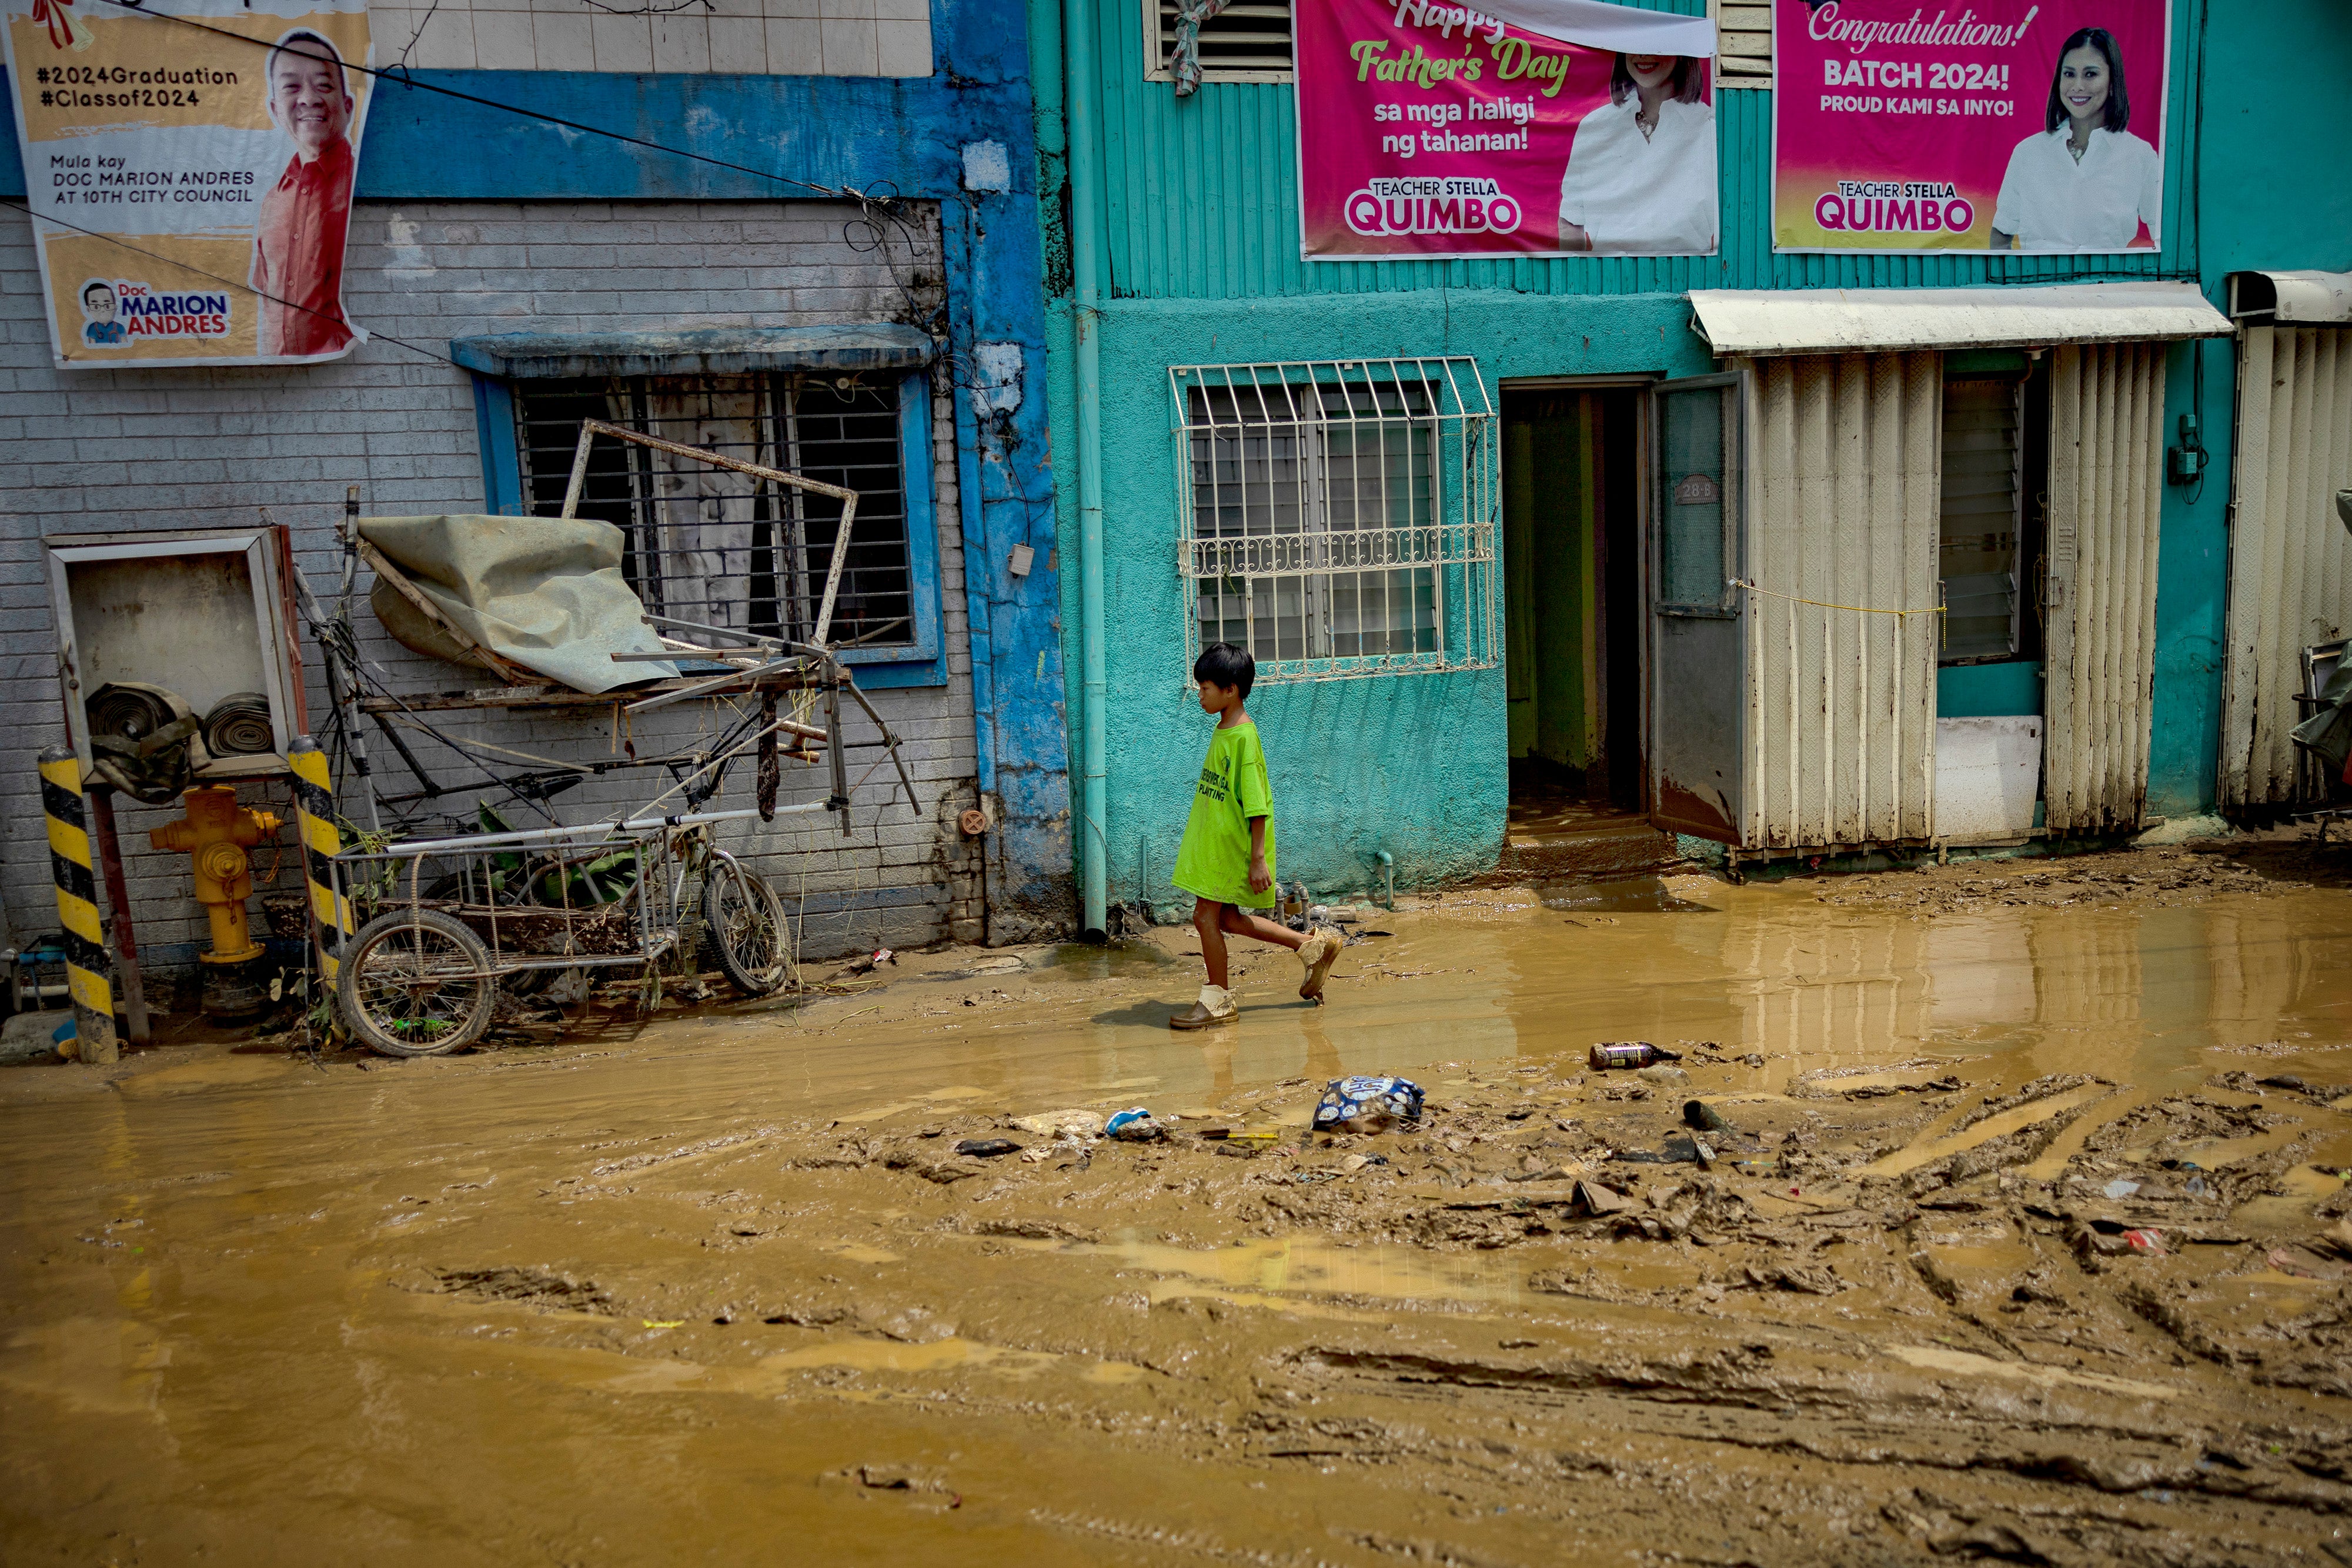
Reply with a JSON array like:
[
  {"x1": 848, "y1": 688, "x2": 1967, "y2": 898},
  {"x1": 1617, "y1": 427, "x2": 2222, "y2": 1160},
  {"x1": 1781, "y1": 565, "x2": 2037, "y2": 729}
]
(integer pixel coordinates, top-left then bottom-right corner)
[{"x1": 1729, "y1": 579, "x2": 1945, "y2": 617}]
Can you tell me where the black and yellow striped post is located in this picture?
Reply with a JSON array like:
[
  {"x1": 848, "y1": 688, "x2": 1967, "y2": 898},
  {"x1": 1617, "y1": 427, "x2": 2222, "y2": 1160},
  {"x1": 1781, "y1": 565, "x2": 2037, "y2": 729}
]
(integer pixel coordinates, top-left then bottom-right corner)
[
  {"x1": 287, "y1": 737, "x2": 352, "y2": 989},
  {"x1": 38, "y1": 745, "x2": 118, "y2": 1064}
]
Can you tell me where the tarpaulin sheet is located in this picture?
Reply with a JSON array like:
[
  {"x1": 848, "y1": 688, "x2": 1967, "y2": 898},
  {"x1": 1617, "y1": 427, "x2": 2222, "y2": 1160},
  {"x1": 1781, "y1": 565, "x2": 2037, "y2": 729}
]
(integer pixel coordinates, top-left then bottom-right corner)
[{"x1": 359, "y1": 514, "x2": 678, "y2": 693}]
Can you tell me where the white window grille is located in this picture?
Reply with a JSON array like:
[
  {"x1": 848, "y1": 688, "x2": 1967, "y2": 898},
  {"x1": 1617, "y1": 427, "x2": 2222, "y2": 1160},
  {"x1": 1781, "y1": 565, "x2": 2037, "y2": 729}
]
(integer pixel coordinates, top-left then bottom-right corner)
[{"x1": 1171, "y1": 358, "x2": 1498, "y2": 684}]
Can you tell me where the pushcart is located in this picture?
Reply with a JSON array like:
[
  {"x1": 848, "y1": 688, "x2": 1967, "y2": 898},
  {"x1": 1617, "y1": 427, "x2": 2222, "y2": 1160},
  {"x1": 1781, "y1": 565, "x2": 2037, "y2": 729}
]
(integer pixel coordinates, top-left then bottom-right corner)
[{"x1": 330, "y1": 800, "x2": 817, "y2": 1057}]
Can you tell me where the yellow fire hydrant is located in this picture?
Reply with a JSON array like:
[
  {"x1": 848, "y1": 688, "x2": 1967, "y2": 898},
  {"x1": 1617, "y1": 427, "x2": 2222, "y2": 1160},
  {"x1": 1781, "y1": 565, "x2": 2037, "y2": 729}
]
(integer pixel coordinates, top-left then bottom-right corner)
[{"x1": 149, "y1": 788, "x2": 282, "y2": 966}]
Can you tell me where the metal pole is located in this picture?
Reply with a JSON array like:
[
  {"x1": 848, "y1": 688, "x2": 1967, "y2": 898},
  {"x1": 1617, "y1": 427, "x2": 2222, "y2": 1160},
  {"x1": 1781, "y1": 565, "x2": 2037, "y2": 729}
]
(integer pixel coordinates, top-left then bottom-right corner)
[
  {"x1": 38, "y1": 747, "x2": 118, "y2": 1064},
  {"x1": 85, "y1": 790, "x2": 149, "y2": 1045},
  {"x1": 826, "y1": 678, "x2": 852, "y2": 837},
  {"x1": 1065, "y1": 0, "x2": 1109, "y2": 940},
  {"x1": 288, "y1": 737, "x2": 354, "y2": 991}
]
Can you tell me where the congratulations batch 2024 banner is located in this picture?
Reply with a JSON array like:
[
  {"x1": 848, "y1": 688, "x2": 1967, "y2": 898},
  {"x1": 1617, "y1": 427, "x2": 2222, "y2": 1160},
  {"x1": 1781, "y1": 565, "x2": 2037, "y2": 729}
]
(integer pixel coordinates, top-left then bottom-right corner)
[
  {"x1": 1297, "y1": 0, "x2": 1720, "y2": 261},
  {"x1": 2, "y1": 0, "x2": 373, "y2": 368},
  {"x1": 1775, "y1": 0, "x2": 2169, "y2": 253}
]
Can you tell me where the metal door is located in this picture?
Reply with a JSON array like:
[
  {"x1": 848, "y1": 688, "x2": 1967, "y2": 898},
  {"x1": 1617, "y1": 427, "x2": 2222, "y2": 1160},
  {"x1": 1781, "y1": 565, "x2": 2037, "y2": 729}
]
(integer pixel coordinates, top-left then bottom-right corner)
[{"x1": 1647, "y1": 372, "x2": 1746, "y2": 841}]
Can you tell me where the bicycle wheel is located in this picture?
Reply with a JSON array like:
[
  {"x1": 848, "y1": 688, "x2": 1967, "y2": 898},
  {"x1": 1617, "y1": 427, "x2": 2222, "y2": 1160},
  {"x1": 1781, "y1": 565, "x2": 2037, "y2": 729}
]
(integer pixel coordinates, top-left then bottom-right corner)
[
  {"x1": 700, "y1": 859, "x2": 792, "y2": 998},
  {"x1": 338, "y1": 908, "x2": 499, "y2": 1057}
]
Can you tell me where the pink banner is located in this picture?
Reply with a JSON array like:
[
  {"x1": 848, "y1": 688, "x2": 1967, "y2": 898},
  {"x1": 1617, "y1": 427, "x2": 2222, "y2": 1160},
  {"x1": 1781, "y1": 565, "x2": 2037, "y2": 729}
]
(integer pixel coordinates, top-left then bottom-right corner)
[
  {"x1": 1295, "y1": 0, "x2": 1719, "y2": 261},
  {"x1": 1773, "y1": 0, "x2": 2170, "y2": 254}
]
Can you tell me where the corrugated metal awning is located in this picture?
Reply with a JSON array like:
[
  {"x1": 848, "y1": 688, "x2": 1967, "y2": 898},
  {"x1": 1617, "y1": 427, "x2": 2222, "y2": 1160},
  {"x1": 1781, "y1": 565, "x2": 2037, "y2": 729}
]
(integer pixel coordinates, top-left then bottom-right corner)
[
  {"x1": 1689, "y1": 284, "x2": 2233, "y2": 357},
  {"x1": 2229, "y1": 270, "x2": 2352, "y2": 324},
  {"x1": 450, "y1": 323, "x2": 936, "y2": 380}
]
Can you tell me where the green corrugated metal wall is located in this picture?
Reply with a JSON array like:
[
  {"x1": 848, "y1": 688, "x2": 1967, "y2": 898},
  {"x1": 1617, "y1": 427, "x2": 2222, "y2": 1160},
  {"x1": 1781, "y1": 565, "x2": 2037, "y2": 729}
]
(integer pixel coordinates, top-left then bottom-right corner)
[{"x1": 1074, "y1": 0, "x2": 2203, "y2": 303}]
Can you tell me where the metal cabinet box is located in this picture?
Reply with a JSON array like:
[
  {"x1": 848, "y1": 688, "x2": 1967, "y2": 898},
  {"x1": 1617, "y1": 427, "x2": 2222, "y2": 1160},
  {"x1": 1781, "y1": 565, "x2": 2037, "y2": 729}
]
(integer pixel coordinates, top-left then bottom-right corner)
[{"x1": 41, "y1": 527, "x2": 306, "y2": 780}]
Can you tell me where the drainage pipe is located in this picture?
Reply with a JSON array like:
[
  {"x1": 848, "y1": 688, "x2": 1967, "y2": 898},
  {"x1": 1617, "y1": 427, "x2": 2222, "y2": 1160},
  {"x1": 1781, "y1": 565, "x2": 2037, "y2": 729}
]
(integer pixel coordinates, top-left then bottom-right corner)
[{"x1": 1064, "y1": 0, "x2": 1109, "y2": 939}]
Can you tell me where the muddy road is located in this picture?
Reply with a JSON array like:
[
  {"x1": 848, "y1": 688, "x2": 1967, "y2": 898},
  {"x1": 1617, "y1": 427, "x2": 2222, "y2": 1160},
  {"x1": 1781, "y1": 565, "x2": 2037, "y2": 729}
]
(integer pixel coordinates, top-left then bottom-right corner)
[{"x1": 5, "y1": 841, "x2": 2352, "y2": 1565}]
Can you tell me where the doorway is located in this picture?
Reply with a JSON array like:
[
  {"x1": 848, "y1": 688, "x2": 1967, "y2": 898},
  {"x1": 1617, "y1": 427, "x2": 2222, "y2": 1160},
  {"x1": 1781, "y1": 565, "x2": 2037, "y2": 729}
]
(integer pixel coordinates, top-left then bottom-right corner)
[{"x1": 1502, "y1": 383, "x2": 1647, "y2": 860}]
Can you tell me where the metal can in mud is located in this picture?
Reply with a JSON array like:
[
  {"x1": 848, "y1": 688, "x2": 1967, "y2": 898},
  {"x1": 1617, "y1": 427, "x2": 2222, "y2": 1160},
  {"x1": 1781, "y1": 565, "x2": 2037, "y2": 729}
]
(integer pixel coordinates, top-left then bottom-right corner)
[{"x1": 1589, "y1": 1042, "x2": 1678, "y2": 1071}]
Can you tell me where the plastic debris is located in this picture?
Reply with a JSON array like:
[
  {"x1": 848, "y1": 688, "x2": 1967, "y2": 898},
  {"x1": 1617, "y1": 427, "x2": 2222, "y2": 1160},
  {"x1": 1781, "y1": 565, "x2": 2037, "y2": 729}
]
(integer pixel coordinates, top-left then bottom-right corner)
[
  {"x1": 2124, "y1": 1228, "x2": 2166, "y2": 1256},
  {"x1": 1105, "y1": 1108, "x2": 1164, "y2": 1142},
  {"x1": 1010, "y1": 1108, "x2": 1105, "y2": 1138},
  {"x1": 953, "y1": 1138, "x2": 1021, "y2": 1158},
  {"x1": 1312, "y1": 1075, "x2": 1425, "y2": 1134},
  {"x1": 2104, "y1": 1178, "x2": 2142, "y2": 1199},
  {"x1": 1589, "y1": 1042, "x2": 1682, "y2": 1071},
  {"x1": 1683, "y1": 1100, "x2": 1735, "y2": 1134}
]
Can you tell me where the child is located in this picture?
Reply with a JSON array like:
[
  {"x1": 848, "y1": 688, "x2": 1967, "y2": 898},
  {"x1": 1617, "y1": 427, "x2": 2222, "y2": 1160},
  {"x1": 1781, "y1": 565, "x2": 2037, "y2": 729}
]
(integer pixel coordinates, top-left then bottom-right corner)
[{"x1": 1168, "y1": 643, "x2": 1341, "y2": 1029}]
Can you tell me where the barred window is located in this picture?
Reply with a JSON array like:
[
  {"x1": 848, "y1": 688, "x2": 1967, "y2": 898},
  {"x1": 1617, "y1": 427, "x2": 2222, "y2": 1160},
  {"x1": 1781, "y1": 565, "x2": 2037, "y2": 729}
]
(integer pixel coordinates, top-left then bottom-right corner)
[
  {"x1": 1174, "y1": 359, "x2": 1498, "y2": 683},
  {"x1": 1144, "y1": 0, "x2": 1293, "y2": 83},
  {"x1": 514, "y1": 374, "x2": 914, "y2": 650}
]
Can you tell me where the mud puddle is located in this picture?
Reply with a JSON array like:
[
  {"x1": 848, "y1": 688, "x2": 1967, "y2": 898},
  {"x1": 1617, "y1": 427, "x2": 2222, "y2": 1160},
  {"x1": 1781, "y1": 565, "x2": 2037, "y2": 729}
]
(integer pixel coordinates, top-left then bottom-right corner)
[{"x1": 6, "y1": 838, "x2": 2352, "y2": 1563}]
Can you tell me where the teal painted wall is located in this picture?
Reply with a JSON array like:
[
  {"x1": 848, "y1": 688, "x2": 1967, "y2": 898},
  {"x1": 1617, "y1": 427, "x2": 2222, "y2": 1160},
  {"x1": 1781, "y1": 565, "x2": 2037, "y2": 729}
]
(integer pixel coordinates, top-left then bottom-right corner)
[
  {"x1": 1039, "y1": 0, "x2": 2331, "y2": 896},
  {"x1": 2143, "y1": 0, "x2": 2352, "y2": 821},
  {"x1": 1045, "y1": 290, "x2": 1710, "y2": 905},
  {"x1": 1939, "y1": 663, "x2": 2044, "y2": 719}
]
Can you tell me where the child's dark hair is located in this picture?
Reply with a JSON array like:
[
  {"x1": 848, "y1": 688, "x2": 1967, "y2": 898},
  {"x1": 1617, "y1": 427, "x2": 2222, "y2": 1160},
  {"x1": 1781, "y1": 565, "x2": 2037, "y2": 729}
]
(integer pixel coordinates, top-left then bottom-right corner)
[{"x1": 1194, "y1": 641, "x2": 1255, "y2": 700}]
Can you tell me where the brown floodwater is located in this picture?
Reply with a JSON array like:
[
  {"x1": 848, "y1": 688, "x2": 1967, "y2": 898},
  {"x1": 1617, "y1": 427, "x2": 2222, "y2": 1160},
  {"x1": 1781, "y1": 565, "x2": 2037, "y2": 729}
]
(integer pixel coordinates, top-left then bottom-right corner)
[{"x1": 6, "y1": 845, "x2": 2352, "y2": 1564}]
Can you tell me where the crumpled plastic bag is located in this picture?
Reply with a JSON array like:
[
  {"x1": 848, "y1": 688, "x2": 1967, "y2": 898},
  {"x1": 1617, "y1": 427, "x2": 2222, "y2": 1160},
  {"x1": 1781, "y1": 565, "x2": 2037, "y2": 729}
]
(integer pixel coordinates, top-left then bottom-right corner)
[{"x1": 1312, "y1": 1075, "x2": 1425, "y2": 1134}]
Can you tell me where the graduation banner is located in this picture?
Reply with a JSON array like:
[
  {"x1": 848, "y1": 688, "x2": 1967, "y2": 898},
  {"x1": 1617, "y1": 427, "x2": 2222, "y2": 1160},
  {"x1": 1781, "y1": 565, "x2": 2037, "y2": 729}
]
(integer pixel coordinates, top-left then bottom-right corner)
[
  {"x1": 2, "y1": 0, "x2": 374, "y2": 367},
  {"x1": 1773, "y1": 0, "x2": 2170, "y2": 254},
  {"x1": 1296, "y1": 0, "x2": 1719, "y2": 261}
]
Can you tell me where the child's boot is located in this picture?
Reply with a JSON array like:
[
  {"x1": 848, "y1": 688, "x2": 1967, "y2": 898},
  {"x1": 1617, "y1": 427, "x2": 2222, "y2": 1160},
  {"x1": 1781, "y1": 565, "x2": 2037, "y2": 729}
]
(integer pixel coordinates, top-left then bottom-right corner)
[
  {"x1": 1170, "y1": 984, "x2": 1238, "y2": 1030},
  {"x1": 1298, "y1": 928, "x2": 1343, "y2": 1002}
]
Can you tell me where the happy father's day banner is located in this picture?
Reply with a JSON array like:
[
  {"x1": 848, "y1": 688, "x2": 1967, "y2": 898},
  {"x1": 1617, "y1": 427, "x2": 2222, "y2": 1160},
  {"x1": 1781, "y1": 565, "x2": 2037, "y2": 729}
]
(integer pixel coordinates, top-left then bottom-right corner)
[
  {"x1": 1775, "y1": 0, "x2": 2170, "y2": 253},
  {"x1": 1297, "y1": 0, "x2": 1720, "y2": 261}
]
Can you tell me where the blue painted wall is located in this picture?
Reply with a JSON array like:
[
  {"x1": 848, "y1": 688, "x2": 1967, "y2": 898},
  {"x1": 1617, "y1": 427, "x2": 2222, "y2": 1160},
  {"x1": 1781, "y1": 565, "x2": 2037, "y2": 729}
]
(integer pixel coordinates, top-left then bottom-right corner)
[
  {"x1": 1041, "y1": 0, "x2": 2252, "y2": 900},
  {"x1": 5, "y1": 0, "x2": 1077, "y2": 928}
]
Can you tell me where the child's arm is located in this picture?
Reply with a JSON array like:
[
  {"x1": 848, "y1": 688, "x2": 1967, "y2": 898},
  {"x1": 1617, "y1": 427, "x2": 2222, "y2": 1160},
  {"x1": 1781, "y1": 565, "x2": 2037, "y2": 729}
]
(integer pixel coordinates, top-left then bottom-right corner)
[{"x1": 1247, "y1": 817, "x2": 1272, "y2": 893}]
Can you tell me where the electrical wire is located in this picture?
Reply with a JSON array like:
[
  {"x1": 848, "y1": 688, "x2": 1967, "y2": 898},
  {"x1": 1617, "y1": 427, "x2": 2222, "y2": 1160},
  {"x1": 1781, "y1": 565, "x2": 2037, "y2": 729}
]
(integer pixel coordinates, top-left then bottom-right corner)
[
  {"x1": 0, "y1": 197, "x2": 476, "y2": 373},
  {"x1": 89, "y1": 0, "x2": 860, "y2": 203}
]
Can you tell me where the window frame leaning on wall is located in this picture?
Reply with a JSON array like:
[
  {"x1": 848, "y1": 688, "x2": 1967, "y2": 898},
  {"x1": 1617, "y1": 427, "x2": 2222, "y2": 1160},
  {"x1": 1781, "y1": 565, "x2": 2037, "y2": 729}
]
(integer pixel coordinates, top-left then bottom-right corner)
[
  {"x1": 1169, "y1": 357, "x2": 1500, "y2": 685},
  {"x1": 473, "y1": 366, "x2": 947, "y2": 688}
]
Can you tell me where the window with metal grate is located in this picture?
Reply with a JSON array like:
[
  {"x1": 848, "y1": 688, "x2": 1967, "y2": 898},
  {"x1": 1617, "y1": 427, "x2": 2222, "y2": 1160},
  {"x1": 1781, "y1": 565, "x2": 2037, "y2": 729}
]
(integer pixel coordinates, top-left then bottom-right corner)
[
  {"x1": 514, "y1": 375, "x2": 915, "y2": 652},
  {"x1": 1172, "y1": 359, "x2": 1498, "y2": 683},
  {"x1": 1144, "y1": 0, "x2": 1294, "y2": 83}
]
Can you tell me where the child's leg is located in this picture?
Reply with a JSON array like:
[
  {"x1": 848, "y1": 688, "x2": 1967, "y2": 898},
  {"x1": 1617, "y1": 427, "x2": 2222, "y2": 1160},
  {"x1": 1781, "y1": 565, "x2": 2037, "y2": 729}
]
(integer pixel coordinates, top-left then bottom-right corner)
[
  {"x1": 1218, "y1": 904, "x2": 1305, "y2": 952},
  {"x1": 1192, "y1": 898, "x2": 1232, "y2": 988}
]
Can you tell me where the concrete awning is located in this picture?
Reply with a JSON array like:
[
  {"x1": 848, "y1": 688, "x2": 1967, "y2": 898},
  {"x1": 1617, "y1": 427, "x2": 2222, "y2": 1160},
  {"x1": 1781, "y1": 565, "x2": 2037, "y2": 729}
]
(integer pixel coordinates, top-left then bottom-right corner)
[
  {"x1": 1689, "y1": 283, "x2": 2234, "y2": 357},
  {"x1": 2229, "y1": 270, "x2": 2352, "y2": 323},
  {"x1": 450, "y1": 323, "x2": 936, "y2": 380}
]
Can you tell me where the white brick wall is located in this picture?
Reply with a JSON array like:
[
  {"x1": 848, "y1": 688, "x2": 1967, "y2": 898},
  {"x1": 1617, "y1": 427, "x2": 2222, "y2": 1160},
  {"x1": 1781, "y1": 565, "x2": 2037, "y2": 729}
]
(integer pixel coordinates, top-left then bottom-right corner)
[
  {"x1": 0, "y1": 199, "x2": 983, "y2": 977},
  {"x1": 368, "y1": 0, "x2": 933, "y2": 77}
]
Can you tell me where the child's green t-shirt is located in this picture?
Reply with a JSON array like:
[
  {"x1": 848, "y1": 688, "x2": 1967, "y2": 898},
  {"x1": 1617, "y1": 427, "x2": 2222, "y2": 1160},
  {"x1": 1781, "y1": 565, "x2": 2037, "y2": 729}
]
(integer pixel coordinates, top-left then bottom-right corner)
[{"x1": 1171, "y1": 720, "x2": 1277, "y2": 908}]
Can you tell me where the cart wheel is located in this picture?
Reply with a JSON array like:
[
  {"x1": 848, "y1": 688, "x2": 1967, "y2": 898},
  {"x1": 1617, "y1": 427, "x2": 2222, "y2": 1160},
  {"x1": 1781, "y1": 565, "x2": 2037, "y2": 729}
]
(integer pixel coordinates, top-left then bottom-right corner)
[
  {"x1": 701, "y1": 860, "x2": 791, "y2": 998},
  {"x1": 338, "y1": 908, "x2": 499, "y2": 1057}
]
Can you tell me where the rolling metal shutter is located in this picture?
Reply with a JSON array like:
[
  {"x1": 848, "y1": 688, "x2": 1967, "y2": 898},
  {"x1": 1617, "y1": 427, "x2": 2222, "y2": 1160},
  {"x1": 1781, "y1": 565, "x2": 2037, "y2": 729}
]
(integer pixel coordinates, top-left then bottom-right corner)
[
  {"x1": 2219, "y1": 326, "x2": 2352, "y2": 809},
  {"x1": 1743, "y1": 352, "x2": 1943, "y2": 848},
  {"x1": 2043, "y1": 342, "x2": 2167, "y2": 833}
]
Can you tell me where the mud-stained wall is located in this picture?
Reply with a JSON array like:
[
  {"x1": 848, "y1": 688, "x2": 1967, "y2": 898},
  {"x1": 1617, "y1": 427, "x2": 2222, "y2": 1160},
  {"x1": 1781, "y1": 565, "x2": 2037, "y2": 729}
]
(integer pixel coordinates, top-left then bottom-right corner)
[
  {"x1": 1038, "y1": 0, "x2": 2253, "y2": 867},
  {"x1": 0, "y1": 199, "x2": 984, "y2": 968},
  {"x1": 1048, "y1": 290, "x2": 1718, "y2": 909}
]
